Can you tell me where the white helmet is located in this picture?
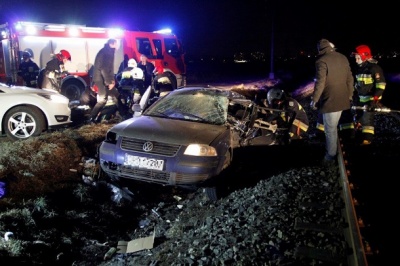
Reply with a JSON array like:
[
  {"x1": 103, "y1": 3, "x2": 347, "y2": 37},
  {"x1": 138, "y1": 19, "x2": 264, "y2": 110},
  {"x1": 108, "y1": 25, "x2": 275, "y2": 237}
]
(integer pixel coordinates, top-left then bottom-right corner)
[
  {"x1": 128, "y1": 58, "x2": 137, "y2": 68},
  {"x1": 267, "y1": 88, "x2": 284, "y2": 105}
]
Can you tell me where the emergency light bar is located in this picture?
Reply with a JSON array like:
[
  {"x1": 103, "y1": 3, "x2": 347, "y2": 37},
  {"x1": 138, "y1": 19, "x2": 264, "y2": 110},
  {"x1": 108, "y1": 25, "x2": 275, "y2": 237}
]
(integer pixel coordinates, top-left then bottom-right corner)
[
  {"x1": 107, "y1": 28, "x2": 124, "y2": 38},
  {"x1": 25, "y1": 25, "x2": 37, "y2": 35},
  {"x1": 153, "y1": 28, "x2": 172, "y2": 34},
  {"x1": 81, "y1": 27, "x2": 106, "y2": 33},
  {"x1": 68, "y1": 27, "x2": 80, "y2": 37},
  {"x1": 13, "y1": 21, "x2": 124, "y2": 38},
  {"x1": 44, "y1": 25, "x2": 66, "y2": 32}
]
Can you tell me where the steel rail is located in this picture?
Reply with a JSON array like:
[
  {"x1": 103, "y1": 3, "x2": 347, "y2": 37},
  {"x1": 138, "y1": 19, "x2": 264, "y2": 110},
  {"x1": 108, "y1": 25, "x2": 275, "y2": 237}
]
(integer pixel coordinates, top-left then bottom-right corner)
[{"x1": 337, "y1": 139, "x2": 368, "y2": 266}]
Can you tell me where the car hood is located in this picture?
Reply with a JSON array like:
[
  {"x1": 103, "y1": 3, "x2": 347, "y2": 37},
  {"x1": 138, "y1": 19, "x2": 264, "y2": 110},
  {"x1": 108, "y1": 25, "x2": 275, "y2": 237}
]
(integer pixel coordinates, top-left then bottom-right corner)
[
  {"x1": 112, "y1": 116, "x2": 228, "y2": 145},
  {"x1": 0, "y1": 84, "x2": 57, "y2": 95}
]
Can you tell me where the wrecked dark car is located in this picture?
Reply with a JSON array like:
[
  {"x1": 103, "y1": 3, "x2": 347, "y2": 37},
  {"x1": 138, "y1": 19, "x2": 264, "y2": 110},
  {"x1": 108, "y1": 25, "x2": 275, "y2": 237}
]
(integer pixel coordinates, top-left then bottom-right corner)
[{"x1": 99, "y1": 86, "x2": 295, "y2": 200}]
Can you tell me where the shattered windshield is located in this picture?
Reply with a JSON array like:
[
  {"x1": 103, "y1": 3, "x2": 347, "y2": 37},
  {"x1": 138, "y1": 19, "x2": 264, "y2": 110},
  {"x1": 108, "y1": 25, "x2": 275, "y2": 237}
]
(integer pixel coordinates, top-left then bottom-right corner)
[{"x1": 145, "y1": 89, "x2": 229, "y2": 125}]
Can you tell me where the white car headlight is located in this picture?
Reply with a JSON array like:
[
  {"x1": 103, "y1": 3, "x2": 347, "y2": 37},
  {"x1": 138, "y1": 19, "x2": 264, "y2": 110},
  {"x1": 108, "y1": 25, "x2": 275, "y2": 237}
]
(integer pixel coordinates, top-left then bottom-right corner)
[{"x1": 184, "y1": 144, "x2": 217, "y2": 156}]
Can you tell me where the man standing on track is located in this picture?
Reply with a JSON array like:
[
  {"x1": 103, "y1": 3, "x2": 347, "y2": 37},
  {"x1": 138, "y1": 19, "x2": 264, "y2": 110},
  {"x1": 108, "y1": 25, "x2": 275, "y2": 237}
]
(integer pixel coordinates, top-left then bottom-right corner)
[{"x1": 311, "y1": 39, "x2": 354, "y2": 165}]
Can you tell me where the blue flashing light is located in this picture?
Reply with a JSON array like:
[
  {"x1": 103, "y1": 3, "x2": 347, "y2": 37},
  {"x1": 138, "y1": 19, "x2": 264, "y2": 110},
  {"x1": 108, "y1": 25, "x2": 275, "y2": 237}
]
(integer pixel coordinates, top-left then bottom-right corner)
[
  {"x1": 108, "y1": 28, "x2": 124, "y2": 38},
  {"x1": 154, "y1": 28, "x2": 172, "y2": 34}
]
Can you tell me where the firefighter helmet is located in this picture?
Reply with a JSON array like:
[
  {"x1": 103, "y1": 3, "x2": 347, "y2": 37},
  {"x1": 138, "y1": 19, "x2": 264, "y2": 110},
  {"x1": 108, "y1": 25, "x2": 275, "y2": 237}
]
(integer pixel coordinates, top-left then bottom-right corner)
[
  {"x1": 267, "y1": 88, "x2": 284, "y2": 105},
  {"x1": 128, "y1": 58, "x2": 137, "y2": 68},
  {"x1": 354, "y1": 45, "x2": 372, "y2": 61},
  {"x1": 22, "y1": 51, "x2": 31, "y2": 58},
  {"x1": 58, "y1": 50, "x2": 71, "y2": 61}
]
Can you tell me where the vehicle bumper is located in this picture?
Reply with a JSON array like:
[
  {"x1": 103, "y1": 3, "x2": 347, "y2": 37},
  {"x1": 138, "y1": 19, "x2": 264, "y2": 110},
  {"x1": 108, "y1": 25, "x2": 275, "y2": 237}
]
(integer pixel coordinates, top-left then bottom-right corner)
[{"x1": 99, "y1": 141, "x2": 223, "y2": 187}]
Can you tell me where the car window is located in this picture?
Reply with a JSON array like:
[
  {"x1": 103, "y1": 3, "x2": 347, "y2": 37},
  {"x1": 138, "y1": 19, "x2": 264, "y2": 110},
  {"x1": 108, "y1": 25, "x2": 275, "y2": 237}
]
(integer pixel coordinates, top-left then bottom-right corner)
[{"x1": 146, "y1": 91, "x2": 228, "y2": 124}]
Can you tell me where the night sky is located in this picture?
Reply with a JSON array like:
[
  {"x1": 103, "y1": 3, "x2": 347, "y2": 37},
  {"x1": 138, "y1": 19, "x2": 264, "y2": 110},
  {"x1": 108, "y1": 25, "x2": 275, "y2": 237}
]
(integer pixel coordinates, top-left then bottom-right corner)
[{"x1": 0, "y1": 1, "x2": 396, "y2": 58}]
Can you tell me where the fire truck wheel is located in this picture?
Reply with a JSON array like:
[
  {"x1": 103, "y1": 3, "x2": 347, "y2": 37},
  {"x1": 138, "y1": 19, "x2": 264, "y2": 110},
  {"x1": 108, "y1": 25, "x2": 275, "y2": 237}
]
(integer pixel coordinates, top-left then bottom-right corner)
[
  {"x1": 4, "y1": 106, "x2": 45, "y2": 141},
  {"x1": 61, "y1": 79, "x2": 85, "y2": 101}
]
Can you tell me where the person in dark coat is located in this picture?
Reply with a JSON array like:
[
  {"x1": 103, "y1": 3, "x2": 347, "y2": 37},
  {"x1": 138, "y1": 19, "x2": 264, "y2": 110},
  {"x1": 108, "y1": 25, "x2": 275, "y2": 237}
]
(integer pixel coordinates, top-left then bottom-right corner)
[
  {"x1": 87, "y1": 39, "x2": 119, "y2": 123},
  {"x1": 310, "y1": 39, "x2": 354, "y2": 164},
  {"x1": 17, "y1": 51, "x2": 40, "y2": 88},
  {"x1": 118, "y1": 54, "x2": 129, "y2": 74},
  {"x1": 137, "y1": 54, "x2": 155, "y2": 95}
]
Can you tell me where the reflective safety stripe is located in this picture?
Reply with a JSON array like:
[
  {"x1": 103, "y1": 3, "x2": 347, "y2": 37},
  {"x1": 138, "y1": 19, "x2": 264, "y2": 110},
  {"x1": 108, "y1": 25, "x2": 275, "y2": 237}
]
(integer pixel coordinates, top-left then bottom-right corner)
[
  {"x1": 339, "y1": 123, "x2": 355, "y2": 130},
  {"x1": 316, "y1": 123, "x2": 325, "y2": 131},
  {"x1": 293, "y1": 119, "x2": 308, "y2": 135},
  {"x1": 362, "y1": 126, "x2": 374, "y2": 134}
]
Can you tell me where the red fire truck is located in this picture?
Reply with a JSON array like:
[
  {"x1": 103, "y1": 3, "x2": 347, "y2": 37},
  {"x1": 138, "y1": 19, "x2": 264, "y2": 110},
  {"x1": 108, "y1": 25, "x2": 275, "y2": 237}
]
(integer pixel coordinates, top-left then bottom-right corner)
[{"x1": 0, "y1": 21, "x2": 186, "y2": 100}]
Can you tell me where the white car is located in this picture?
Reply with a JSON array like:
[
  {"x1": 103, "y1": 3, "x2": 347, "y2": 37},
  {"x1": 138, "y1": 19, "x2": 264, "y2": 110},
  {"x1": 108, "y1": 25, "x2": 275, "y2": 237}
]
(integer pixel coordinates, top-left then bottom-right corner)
[{"x1": 0, "y1": 83, "x2": 72, "y2": 140}]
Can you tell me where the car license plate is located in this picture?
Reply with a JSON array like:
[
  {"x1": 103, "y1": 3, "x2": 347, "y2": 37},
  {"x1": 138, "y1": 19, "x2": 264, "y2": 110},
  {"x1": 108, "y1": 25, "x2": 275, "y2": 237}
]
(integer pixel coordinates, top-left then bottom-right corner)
[{"x1": 124, "y1": 154, "x2": 164, "y2": 171}]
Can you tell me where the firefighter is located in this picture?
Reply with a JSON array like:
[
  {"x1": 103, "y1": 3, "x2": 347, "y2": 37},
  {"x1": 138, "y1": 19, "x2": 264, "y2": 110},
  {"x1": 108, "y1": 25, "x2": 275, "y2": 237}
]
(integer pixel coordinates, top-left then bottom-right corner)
[
  {"x1": 265, "y1": 88, "x2": 309, "y2": 140},
  {"x1": 41, "y1": 49, "x2": 71, "y2": 92},
  {"x1": 17, "y1": 51, "x2": 40, "y2": 88},
  {"x1": 79, "y1": 83, "x2": 98, "y2": 110},
  {"x1": 152, "y1": 61, "x2": 173, "y2": 98},
  {"x1": 117, "y1": 58, "x2": 145, "y2": 104},
  {"x1": 117, "y1": 59, "x2": 144, "y2": 85},
  {"x1": 351, "y1": 45, "x2": 386, "y2": 145}
]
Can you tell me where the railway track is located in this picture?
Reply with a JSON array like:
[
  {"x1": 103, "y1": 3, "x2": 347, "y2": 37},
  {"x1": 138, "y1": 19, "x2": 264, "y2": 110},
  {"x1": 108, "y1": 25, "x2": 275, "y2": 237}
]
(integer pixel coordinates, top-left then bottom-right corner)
[
  {"x1": 336, "y1": 112, "x2": 400, "y2": 265},
  {"x1": 337, "y1": 141, "x2": 368, "y2": 266}
]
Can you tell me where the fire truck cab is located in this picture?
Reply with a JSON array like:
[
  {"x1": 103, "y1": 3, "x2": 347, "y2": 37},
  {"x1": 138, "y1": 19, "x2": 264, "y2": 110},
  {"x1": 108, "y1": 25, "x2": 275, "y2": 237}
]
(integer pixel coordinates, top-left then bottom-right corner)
[{"x1": 0, "y1": 21, "x2": 186, "y2": 101}]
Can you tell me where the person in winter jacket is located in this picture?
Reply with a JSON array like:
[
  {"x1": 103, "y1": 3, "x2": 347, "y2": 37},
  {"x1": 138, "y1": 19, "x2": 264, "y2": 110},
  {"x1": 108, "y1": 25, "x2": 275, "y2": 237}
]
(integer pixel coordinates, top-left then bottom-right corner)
[
  {"x1": 87, "y1": 39, "x2": 120, "y2": 123},
  {"x1": 311, "y1": 39, "x2": 354, "y2": 164},
  {"x1": 118, "y1": 54, "x2": 129, "y2": 74},
  {"x1": 351, "y1": 44, "x2": 386, "y2": 145},
  {"x1": 17, "y1": 51, "x2": 40, "y2": 88},
  {"x1": 41, "y1": 49, "x2": 71, "y2": 91},
  {"x1": 137, "y1": 54, "x2": 155, "y2": 94}
]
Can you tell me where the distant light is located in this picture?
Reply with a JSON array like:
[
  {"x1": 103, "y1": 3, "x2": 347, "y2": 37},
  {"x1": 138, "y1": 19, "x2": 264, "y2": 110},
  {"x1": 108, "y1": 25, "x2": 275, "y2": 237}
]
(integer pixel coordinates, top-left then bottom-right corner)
[
  {"x1": 153, "y1": 28, "x2": 172, "y2": 34},
  {"x1": 1, "y1": 30, "x2": 7, "y2": 38},
  {"x1": 108, "y1": 28, "x2": 124, "y2": 38}
]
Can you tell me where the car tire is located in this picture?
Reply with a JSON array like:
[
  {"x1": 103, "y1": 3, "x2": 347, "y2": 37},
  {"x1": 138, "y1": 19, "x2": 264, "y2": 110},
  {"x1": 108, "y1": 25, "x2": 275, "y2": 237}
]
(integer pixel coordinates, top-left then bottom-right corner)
[
  {"x1": 205, "y1": 150, "x2": 232, "y2": 201},
  {"x1": 4, "y1": 106, "x2": 45, "y2": 140}
]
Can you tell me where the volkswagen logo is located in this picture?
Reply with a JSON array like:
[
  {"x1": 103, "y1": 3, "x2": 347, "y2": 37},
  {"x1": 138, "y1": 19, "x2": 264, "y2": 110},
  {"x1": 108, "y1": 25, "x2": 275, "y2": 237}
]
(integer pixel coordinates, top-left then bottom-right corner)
[{"x1": 142, "y1": 141, "x2": 154, "y2": 152}]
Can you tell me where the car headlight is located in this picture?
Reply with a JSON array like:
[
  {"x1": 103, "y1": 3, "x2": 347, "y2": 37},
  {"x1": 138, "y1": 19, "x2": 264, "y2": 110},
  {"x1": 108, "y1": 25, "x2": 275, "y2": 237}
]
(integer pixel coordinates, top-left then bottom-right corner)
[{"x1": 184, "y1": 144, "x2": 217, "y2": 156}]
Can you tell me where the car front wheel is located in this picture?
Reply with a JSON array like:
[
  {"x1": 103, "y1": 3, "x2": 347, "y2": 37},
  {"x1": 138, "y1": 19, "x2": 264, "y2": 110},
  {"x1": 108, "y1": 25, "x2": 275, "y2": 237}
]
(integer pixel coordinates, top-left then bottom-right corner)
[{"x1": 4, "y1": 106, "x2": 45, "y2": 140}]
